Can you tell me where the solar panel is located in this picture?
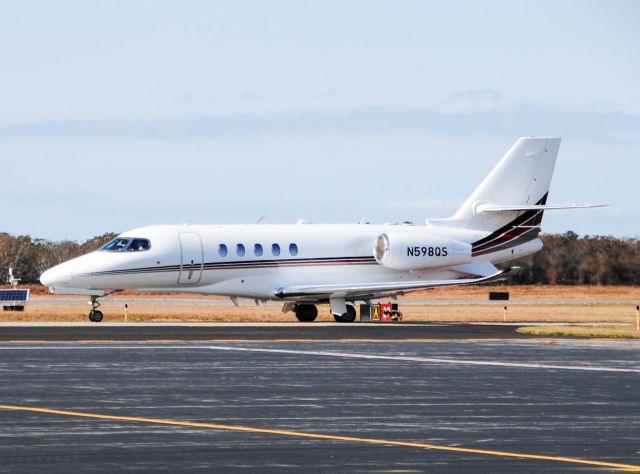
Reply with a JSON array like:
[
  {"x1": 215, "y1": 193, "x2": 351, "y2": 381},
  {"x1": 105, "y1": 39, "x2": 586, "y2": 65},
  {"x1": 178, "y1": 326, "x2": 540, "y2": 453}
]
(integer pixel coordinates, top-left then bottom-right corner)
[{"x1": 0, "y1": 289, "x2": 30, "y2": 303}]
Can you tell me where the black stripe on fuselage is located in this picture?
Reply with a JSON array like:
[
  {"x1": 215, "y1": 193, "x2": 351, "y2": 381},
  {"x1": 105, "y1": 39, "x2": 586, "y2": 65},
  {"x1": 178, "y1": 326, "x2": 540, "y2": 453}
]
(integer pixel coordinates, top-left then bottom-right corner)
[
  {"x1": 90, "y1": 256, "x2": 378, "y2": 276},
  {"x1": 471, "y1": 193, "x2": 548, "y2": 256},
  {"x1": 473, "y1": 226, "x2": 541, "y2": 256}
]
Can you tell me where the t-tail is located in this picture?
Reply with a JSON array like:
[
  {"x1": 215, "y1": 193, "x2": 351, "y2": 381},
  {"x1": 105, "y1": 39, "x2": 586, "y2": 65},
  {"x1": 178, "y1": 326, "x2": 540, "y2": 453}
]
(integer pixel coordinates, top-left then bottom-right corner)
[{"x1": 430, "y1": 137, "x2": 604, "y2": 261}]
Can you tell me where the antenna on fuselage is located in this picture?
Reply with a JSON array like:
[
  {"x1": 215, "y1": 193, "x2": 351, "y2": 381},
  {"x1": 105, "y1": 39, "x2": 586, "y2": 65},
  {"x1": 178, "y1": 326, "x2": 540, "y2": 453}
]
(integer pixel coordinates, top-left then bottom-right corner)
[{"x1": 256, "y1": 216, "x2": 266, "y2": 224}]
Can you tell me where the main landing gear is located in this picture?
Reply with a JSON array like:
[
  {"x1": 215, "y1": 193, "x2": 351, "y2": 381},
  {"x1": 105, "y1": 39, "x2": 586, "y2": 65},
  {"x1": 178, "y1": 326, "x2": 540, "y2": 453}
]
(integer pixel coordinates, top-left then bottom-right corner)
[
  {"x1": 294, "y1": 304, "x2": 318, "y2": 322},
  {"x1": 292, "y1": 303, "x2": 357, "y2": 323},
  {"x1": 333, "y1": 304, "x2": 356, "y2": 323},
  {"x1": 329, "y1": 298, "x2": 357, "y2": 323},
  {"x1": 89, "y1": 295, "x2": 103, "y2": 322}
]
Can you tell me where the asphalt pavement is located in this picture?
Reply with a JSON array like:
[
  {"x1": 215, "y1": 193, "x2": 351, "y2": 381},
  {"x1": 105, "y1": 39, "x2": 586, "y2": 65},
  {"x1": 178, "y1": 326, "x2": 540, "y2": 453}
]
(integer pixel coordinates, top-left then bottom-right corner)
[
  {"x1": 0, "y1": 327, "x2": 638, "y2": 472},
  {"x1": 0, "y1": 322, "x2": 530, "y2": 341}
]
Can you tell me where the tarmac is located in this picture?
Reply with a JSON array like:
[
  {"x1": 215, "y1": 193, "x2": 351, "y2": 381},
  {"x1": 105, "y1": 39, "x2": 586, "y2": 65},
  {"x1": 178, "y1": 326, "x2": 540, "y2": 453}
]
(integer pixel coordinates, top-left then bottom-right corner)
[
  {"x1": 0, "y1": 322, "x2": 531, "y2": 341},
  {"x1": 0, "y1": 323, "x2": 639, "y2": 472}
]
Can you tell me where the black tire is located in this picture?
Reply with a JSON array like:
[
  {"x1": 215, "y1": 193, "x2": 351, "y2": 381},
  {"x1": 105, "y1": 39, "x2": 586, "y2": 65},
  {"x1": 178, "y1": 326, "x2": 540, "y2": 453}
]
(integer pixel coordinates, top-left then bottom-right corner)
[
  {"x1": 294, "y1": 304, "x2": 318, "y2": 322},
  {"x1": 342, "y1": 304, "x2": 357, "y2": 323},
  {"x1": 333, "y1": 314, "x2": 345, "y2": 322},
  {"x1": 90, "y1": 310, "x2": 103, "y2": 323}
]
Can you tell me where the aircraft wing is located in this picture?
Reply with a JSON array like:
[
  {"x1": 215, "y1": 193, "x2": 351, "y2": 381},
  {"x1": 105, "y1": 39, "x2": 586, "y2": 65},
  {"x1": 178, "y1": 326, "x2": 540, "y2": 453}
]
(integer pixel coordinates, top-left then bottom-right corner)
[{"x1": 275, "y1": 267, "x2": 515, "y2": 301}]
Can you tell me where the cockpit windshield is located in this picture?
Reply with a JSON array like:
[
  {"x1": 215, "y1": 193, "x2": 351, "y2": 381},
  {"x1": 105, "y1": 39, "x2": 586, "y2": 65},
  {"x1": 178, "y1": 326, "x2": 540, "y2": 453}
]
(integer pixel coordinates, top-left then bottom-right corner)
[
  {"x1": 101, "y1": 238, "x2": 151, "y2": 252},
  {"x1": 102, "y1": 238, "x2": 130, "y2": 251},
  {"x1": 128, "y1": 238, "x2": 151, "y2": 251}
]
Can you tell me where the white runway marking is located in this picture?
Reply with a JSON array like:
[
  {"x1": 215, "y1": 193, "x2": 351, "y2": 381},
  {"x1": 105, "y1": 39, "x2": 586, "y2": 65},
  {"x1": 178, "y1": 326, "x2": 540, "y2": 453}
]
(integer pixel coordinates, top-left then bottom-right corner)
[
  {"x1": 1, "y1": 343, "x2": 638, "y2": 373},
  {"x1": 198, "y1": 345, "x2": 640, "y2": 373}
]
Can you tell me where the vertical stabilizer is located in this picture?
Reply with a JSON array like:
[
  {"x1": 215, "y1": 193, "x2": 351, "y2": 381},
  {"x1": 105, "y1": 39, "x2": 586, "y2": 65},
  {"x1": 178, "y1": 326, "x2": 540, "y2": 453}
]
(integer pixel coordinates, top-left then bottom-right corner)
[{"x1": 432, "y1": 137, "x2": 561, "y2": 232}]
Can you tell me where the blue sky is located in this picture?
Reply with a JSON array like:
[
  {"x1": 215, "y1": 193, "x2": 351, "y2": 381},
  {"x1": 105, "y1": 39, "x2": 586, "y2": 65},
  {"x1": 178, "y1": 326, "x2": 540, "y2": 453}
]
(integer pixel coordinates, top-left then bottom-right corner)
[{"x1": 1, "y1": 0, "x2": 638, "y2": 240}]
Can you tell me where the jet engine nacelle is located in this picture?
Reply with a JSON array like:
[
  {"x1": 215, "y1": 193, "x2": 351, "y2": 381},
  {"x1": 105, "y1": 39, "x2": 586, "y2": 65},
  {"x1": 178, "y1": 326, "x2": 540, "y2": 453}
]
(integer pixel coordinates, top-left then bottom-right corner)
[{"x1": 373, "y1": 233, "x2": 472, "y2": 271}]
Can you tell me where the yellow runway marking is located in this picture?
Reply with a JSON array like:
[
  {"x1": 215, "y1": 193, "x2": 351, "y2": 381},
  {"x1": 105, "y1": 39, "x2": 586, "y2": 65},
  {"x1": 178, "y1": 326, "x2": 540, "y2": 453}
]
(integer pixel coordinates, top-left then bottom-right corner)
[{"x1": 1, "y1": 404, "x2": 638, "y2": 471}]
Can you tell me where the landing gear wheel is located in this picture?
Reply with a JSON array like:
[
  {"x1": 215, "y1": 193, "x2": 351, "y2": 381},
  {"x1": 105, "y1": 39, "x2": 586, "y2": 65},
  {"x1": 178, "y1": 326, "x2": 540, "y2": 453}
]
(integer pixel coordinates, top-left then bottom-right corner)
[
  {"x1": 89, "y1": 310, "x2": 103, "y2": 323},
  {"x1": 334, "y1": 305, "x2": 356, "y2": 323},
  {"x1": 88, "y1": 294, "x2": 104, "y2": 323},
  {"x1": 294, "y1": 304, "x2": 318, "y2": 322},
  {"x1": 342, "y1": 304, "x2": 357, "y2": 323}
]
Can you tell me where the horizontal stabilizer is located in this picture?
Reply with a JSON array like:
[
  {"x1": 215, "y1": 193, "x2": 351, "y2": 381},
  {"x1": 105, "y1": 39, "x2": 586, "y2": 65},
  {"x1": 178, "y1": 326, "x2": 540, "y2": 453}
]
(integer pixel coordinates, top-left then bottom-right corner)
[
  {"x1": 275, "y1": 267, "x2": 516, "y2": 299},
  {"x1": 476, "y1": 203, "x2": 607, "y2": 213}
]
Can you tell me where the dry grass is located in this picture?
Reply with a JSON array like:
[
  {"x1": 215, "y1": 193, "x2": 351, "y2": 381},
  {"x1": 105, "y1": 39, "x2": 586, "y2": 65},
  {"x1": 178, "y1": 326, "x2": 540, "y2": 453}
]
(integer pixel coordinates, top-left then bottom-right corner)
[
  {"x1": 4, "y1": 284, "x2": 640, "y2": 300},
  {"x1": 1, "y1": 285, "x2": 638, "y2": 324},
  {"x1": 517, "y1": 325, "x2": 640, "y2": 339},
  {"x1": 406, "y1": 284, "x2": 640, "y2": 301},
  {"x1": 400, "y1": 304, "x2": 639, "y2": 323}
]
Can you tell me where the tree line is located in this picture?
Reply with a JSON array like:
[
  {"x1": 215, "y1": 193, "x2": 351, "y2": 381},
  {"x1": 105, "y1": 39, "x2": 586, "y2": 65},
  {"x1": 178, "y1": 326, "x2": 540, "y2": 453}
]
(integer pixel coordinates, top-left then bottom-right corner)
[
  {"x1": 511, "y1": 231, "x2": 639, "y2": 285},
  {"x1": 0, "y1": 232, "x2": 116, "y2": 285},
  {"x1": 1, "y1": 230, "x2": 638, "y2": 285}
]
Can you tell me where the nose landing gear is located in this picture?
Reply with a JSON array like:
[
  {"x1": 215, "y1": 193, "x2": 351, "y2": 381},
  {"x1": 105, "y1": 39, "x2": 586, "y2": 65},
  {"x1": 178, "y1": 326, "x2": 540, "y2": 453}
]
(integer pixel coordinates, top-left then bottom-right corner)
[
  {"x1": 89, "y1": 295, "x2": 103, "y2": 322},
  {"x1": 87, "y1": 291, "x2": 120, "y2": 322}
]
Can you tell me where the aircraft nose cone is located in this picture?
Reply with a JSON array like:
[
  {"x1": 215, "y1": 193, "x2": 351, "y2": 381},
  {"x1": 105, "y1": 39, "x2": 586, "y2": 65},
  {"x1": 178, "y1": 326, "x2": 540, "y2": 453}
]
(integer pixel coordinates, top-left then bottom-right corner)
[
  {"x1": 40, "y1": 268, "x2": 57, "y2": 287},
  {"x1": 40, "y1": 265, "x2": 70, "y2": 287}
]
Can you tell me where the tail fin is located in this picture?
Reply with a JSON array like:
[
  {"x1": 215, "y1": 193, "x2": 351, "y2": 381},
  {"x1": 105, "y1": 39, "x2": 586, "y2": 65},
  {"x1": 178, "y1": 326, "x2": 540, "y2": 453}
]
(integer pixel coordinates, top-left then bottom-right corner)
[{"x1": 431, "y1": 137, "x2": 561, "y2": 232}]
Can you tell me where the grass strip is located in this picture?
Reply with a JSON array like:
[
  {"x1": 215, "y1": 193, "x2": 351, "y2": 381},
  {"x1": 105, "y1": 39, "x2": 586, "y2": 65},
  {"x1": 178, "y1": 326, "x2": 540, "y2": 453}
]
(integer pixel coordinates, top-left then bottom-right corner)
[{"x1": 517, "y1": 325, "x2": 640, "y2": 339}]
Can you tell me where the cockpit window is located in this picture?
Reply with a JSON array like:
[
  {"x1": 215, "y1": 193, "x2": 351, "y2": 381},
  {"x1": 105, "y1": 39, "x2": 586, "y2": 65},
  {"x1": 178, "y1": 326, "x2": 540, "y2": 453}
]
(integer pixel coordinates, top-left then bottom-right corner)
[
  {"x1": 101, "y1": 237, "x2": 150, "y2": 252},
  {"x1": 128, "y1": 238, "x2": 151, "y2": 252},
  {"x1": 101, "y1": 238, "x2": 130, "y2": 252}
]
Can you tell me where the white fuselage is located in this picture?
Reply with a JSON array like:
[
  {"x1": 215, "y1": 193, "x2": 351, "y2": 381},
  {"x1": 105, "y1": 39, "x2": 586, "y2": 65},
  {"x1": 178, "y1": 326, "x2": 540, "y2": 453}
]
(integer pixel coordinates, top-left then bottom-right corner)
[{"x1": 40, "y1": 222, "x2": 540, "y2": 303}]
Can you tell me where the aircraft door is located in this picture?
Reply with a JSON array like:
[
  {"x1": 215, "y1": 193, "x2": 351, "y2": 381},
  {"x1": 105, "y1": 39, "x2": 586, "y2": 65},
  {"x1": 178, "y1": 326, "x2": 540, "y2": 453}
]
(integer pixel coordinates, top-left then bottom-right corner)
[{"x1": 178, "y1": 232, "x2": 203, "y2": 284}]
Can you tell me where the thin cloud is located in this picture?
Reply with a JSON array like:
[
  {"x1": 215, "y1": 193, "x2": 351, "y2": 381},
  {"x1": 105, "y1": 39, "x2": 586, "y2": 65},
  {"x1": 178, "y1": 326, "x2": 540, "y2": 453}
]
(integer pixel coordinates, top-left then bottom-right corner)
[
  {"x1": 1, "y1": 106, "x2": 639, "y2": 143},
  {"x1": 434, "y1": 89, "x2": 511, "y2": 113}
]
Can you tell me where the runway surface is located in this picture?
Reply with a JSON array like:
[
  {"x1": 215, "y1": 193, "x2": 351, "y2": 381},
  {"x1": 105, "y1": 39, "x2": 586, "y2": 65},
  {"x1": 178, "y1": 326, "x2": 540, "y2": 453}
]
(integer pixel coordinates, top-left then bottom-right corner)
[
  {"x1": 0, "y1": 326, "x2": 639, "y2": 472},
  {"x1": 0, "y1": 322, "x2": 531, "y2": 341}
]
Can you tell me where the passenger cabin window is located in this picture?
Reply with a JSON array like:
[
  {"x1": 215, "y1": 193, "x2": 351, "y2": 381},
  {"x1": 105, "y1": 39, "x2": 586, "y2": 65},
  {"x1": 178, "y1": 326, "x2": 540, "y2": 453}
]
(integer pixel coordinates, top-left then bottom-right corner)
[
  {"x1": 102, "y1": 238, "x2": 150, "y2": 252},
  {"x1": 236, "y1": 244, "x2": 245, "y2": 257},
  {"x1": 289, "y1": 243, "x2": 298, "y2": 256},
  {"x1": 271, "y1": 243, "x2": 280, "y2": 256},
  {"x1": 218, "y1": 244, "x2": 228, "y2": 257},
  {"x1": 254, "y1": 244, "x2": 263, "y2": 257}
]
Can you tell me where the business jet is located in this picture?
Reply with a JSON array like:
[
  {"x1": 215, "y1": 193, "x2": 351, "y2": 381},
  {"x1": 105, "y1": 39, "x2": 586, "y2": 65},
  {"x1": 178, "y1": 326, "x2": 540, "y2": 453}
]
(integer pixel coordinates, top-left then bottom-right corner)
[{"x1": 40, "y1": 137, "x2": 602, "y2": 322}]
